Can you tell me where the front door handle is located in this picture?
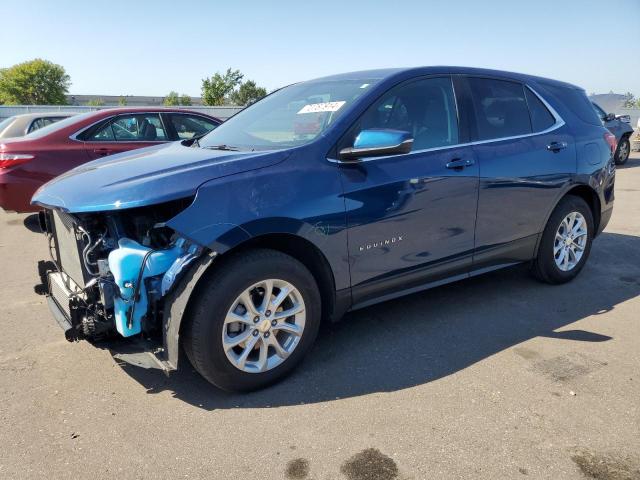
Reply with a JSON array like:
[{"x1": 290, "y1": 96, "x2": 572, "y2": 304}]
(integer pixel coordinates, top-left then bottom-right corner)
[
  {"x1": 547, "y1": 141, "x2": 568, "y2": 152},
  {"x1": 445, "y1": 158, "x2": 475, "y2": 170}
]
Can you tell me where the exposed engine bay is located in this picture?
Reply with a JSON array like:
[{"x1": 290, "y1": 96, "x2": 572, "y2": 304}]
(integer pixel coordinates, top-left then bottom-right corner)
[{"x1": 37, "y1": 198, "x2": 204, "y2": 345}]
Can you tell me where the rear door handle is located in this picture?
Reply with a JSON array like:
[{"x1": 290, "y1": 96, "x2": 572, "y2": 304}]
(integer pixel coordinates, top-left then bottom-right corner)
[
  {"x1": 445, "y1": 158, "x2": 475, "y2": 170},
  {"x1": 547, "y1": 141, "x2": 568, "y2": 152}
]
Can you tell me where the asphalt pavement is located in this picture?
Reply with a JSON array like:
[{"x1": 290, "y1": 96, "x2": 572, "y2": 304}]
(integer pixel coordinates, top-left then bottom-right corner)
[{"x1": 1, "y1": 153, "x2": 639, "y2": 480}]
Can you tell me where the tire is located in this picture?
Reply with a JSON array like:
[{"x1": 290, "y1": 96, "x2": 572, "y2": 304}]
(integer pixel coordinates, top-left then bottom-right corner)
[
  {"x1": 614, "y1": 136, "x2": 630, "y2": 165},
  {"x1": 182, "y1": 248, "x2": 321, "y2": 392},
  {"x1": 531, "y1": 195, "x2": 594, "y2": 284}
]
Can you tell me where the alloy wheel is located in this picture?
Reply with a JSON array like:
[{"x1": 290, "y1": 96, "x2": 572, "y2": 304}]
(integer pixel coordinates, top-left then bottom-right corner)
[
  {"x1": 221, "y1": 279, "x2": 306, "y2": 373},
  {"x1": 553, "y1": 211, "x2": 588, "y2": 272},
  {"x1": 617, "y1": 140, "x2": 630, "y2": 163}
]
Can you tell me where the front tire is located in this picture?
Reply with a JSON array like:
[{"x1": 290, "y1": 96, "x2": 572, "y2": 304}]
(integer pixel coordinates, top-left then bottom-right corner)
[
  {"x1": 531, "y1": 195, "x2": 594, "y2": 284},
  {"x1": 183, "y1": 249, "x2": 321, "y2": 392},
  {"x1": 614, "y1": 137, "x2": 630, "y2": 165}
]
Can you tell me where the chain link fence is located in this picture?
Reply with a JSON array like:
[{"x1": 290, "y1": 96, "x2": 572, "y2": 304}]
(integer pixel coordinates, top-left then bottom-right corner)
[{"x1": 0, "y1": 105, "x2": 243, "y2": 121}]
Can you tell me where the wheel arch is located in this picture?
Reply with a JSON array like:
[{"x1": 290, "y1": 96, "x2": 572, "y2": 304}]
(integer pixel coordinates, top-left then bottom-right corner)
[
  {"x1": 161, "y1": 232, "x2": 346, "y2": 371},
  {"x1": 533, "y1": 183, "x2": 601, "y2": 258},
  {"x1": 564, "y1": 184, "x2": 602, "y2": 234},
  {"x1": 220, "y1": 232, "x2": 340, "y2": 325}
]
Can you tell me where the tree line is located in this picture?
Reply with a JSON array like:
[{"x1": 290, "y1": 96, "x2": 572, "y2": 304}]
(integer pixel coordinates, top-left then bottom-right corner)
[{"x1": 0, "y1": 59, "x2": 268, "y2": 107}]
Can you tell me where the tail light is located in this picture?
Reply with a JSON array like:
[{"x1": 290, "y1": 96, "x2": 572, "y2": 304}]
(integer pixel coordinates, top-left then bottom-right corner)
[
  {"x1": 0, "y1": 153, "x2": 34, "y2": 169},
  {"x1": 604, "y1": 132, "x2": 617, "y2": 155}
]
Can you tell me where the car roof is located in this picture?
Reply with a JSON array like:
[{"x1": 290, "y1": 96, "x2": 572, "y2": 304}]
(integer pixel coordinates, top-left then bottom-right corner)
[
  {"x1": 76, "y1": 107, "x2": 221, "y2": 120},
  {"x1": 11, "y1": 112, "x2": 77, "y2": 119},
  {"x1": 311, "y1": 66, "x2": 581, "y2": 90}
]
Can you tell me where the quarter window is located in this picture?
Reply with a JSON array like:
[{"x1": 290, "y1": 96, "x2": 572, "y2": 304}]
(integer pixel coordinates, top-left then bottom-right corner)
[
  {"x1": 468, "y1": 78, "x2": 532, "y2": 141},
  {"x1": 525, "y1": 88, "x2": 556, "y2": 132},
  {"x1": 591, "y1": 102, "x2": 606, "y2": 123},
  {"x1": 348, "y1": 76, "x2": 459, "y2": 151}
]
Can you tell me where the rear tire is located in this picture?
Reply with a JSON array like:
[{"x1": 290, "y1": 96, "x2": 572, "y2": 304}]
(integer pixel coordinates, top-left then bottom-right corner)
[
  {"x1": 182, "y1": 248, "x2": 321, "y2": 392},
  {"x1": 531, "y1": 195, "x2": 594, "y2": 284},
  {"x1": 614, "y1": 137, "x2": 630, "y2": 165}
]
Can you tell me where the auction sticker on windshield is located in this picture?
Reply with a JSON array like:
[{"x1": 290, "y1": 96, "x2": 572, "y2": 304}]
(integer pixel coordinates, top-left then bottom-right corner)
[{"x1": 297, "y1": 101, "x2": 346, "y2": 114}]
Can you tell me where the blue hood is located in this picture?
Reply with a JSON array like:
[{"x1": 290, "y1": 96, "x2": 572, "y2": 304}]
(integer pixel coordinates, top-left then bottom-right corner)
[{"x1": 32, "y1": 142, "x2": 289, "y2": 213}]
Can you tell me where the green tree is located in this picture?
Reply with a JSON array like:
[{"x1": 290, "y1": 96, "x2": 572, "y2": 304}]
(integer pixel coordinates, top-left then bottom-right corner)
[
  {"x1": 201, "y1": 68, "x2": 243, "y2": 105},
  {"x1": 87, "y1": 98, "x2": 105, "y2": 106},
  {"x1": 118, "y1": 96, "x2": 127, "y2": 106},
  {"x1": 164, "y1": 91, "x2": 180, "y2": 106},
  {"x1": 180, "y1": 94, "x2": 192, "y2": 106},
  {"x1": 0, "y1": 58, "x2": 70, "y2": 105},
  {"x1": 622, "y1": 92, "x2": 636, "y2": 108},
  {"x1": 230, "y1": 80, "x2": 267, "y2": 106}
]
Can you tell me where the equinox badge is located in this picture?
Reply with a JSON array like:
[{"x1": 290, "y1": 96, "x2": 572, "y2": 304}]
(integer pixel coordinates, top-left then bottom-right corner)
[{"x1": 359, "y1": 236, "x2": 404, "y2": 252}]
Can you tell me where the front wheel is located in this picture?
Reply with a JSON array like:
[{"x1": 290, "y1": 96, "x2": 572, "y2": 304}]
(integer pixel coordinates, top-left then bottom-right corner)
[
  {"x1": 614, "y1": 137, "x2": 630, "y2": 165},
  {"x1": 182, "y1": 249, "x2": 321, "y2": 392},
  {"x1": 531, "y1": 196, "x2": 594, "y2": 284}
]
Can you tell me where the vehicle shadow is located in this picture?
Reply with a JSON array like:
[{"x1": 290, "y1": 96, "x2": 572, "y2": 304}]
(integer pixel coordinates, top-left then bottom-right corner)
[
  {"x1": 617, "y1": 154, "x2": 640, "y2": 169},
  {"x1": 114, "y1": 231, "x2": 640, "y2": 410}
]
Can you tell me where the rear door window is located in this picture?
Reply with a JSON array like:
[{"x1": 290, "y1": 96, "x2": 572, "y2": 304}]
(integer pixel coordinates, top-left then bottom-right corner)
[
  {"x1": 169, "y1": 114, "x2": 218, "y2": 139},
  {"x1": 524, "y1": 89, "x2": 556, "y2": 132},
  {"x1": 467, "y1": 78, "x2": 532, "y2": 141}
]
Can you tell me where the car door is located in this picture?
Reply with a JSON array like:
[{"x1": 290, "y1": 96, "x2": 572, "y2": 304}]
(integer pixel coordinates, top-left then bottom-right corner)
[
  {"x1": 336, "y1": 76, "x2": 479, "y2": 306},
  {"x1": 462, "y1": 76, "x2": 576, "y2": 268},
  {"x1": 83, "y1": 113, "x2": 170, "y2": 159}
]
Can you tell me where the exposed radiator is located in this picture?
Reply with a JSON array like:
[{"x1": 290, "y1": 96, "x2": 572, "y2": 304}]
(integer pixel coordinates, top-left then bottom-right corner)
[{"x1": 48, "y1": 271, "x2": 84, "y2": 320}]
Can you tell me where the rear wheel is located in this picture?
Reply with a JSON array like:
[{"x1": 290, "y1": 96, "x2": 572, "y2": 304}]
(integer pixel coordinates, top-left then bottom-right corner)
[
  {"x1": 615, "y1": 137, "x2": 630, "y2": 165},
  {"x1": 182, "y1": 249, "x2": 321, "y2": 392},
  {"x1": 531, "y1": 195, "x2": 594, "y2": 284}
]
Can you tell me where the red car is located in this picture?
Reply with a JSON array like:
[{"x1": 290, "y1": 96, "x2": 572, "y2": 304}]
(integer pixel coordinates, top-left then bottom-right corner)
[{"x1": 0, "y1": 108, "x2": 221, "y2": 212}]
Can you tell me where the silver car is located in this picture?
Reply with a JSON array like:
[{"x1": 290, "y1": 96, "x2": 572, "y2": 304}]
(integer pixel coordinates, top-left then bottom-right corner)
[{"x1": 0, "y1": 112, "x2": 76, "y2": 139}]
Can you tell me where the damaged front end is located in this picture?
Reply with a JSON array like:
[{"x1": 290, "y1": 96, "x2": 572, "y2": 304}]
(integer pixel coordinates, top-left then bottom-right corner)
[{"x1": 36, "y1": 197, "x2": 210, "y2": 369}]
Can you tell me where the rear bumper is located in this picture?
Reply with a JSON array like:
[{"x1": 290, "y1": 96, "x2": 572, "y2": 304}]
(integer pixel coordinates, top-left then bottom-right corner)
[
  {"x1": 598, "y1": 206, "x2": 613, "y2": 235},
  {"x1": 0, "y1": 173, "x2": 42, "y2": 213}
]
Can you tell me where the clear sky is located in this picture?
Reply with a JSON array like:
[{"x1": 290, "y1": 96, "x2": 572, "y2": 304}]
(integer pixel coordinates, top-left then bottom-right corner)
[{"x1": 1, "y1": 0, "x2": 638, "y2": 97}]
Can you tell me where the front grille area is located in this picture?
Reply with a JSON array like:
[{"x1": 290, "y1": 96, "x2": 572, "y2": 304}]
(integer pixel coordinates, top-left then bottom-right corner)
[{"x1": 51, "y1": 210, "x2": 91, "y2": 287}]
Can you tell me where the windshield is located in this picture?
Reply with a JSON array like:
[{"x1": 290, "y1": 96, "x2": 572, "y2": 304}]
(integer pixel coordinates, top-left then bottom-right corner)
[
  {"x1": 199, "y1": 79, "x2": 379, "y2": 150},
  {"x1": 23, "y1": 111, "x2": 91, "y2": 139}
]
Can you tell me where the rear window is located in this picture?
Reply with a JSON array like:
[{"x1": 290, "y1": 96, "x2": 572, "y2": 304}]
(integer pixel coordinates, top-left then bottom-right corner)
[
  {"x1": 542, "y1": 83, "x2": 601, "y2": 126},
  {"x1": 468, "y1": 77, "x2": 532, "y2": 141},
  {"x1": 525, "y1": 88, "x2": 556, "y2": 132}
]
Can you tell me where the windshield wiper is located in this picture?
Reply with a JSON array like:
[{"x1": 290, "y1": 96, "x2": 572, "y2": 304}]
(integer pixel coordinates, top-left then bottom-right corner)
[{"x1": 202, "y1": 144, "x2": 240, "y2": 151}]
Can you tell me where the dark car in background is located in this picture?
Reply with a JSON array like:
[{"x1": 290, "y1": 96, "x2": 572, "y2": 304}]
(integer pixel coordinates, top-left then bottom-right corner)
[
  {"x1": 0, "y1": 108, "x2": 220, "y2": 212},
  {"x1": 0, "y1": 112, "x2": 76, "y2": 139},
  {"x1": 32, "y1": 67, "x2": 615, "y2": 392},
  {"x1": 592, "y1": 101, "x2": 634, "y2": 165}
]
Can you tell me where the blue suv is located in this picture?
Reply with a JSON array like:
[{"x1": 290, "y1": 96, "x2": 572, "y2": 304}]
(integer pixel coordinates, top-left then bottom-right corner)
[{"x1": 33, "y1": 67, "x2": 616, "y2": 391}]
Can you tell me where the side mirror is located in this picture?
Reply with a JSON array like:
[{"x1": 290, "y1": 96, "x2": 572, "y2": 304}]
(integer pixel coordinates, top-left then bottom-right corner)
[
  {"x1": 339, "y1": 129, "x2": 413, "y2": 162},
  {"x1": 604, "y1": 113, "x2": 616, "y2": 122}
]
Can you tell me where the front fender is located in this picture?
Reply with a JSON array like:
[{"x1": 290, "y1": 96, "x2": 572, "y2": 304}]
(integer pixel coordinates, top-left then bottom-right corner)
[
  {"x1": 166, "y1": 152, "x2": 350, "y2": 290},
  {"x1": 162, "y1": 251, "x2": 217, "y2": 370}
]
